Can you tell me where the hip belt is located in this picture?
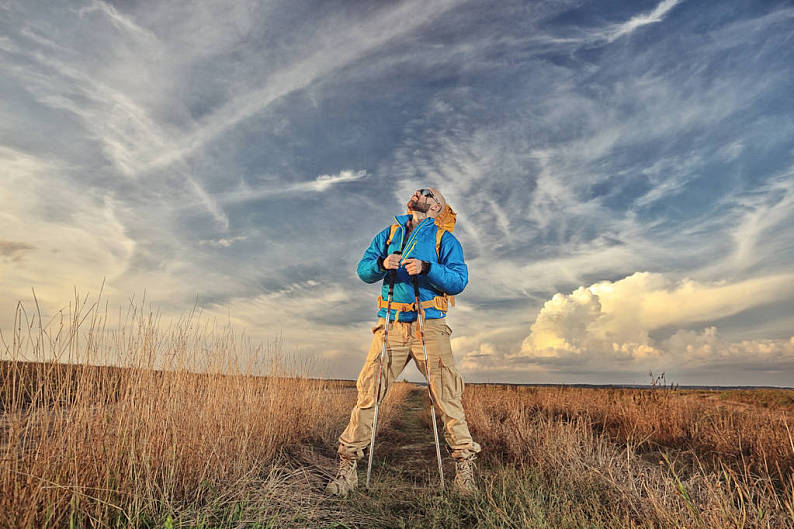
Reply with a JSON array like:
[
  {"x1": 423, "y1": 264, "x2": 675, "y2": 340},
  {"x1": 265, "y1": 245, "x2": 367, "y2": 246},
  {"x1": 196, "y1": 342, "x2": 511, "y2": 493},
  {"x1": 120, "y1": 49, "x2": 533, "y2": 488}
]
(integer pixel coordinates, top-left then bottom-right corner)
[{"x1": 377, "y1": 294, "x2": 455, "y2": 322}]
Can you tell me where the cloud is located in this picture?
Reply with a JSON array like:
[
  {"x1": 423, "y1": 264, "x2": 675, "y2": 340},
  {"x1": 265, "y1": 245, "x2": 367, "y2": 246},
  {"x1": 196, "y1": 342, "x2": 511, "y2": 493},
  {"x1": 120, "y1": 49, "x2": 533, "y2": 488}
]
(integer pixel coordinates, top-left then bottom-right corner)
[
  {"x1": 78, "y1": 0, "x2": 158, "y2": 42},
  {"x1": 142, "y1": 0, "x2": 463, "y2": 172},
  {"x1": 2, "y1": 18, "x2": 231, "y2": 230},
  {"x1": 728, "y1": 170, "x2": 794, "y2": 272},
  {"x1": 377, "y1": 2, "x2": 793, "y2": 298},
  {"x1": 664, "y1": 327, "x2": 794, "y2": 365},
  {"x1": 198, "y1": 235, "x2": 247, "y2": 248},
  {"x1": 605, "y1": 0, "x2": 682, "y2": 42},
  {"x1": 0, "y1": 146, "x2": 135, "y2": 325},
  {"x1": 3, "y1": 1, "x2": 443, "y2": 230},
  {"x1": 193, "y1": 278, "x2": 377, "y2": 377},
  {"x1": 518, "y1": 271, "x2": 794, "y2": 367},
  {"x1": 2, "y1": 0, "x2": 793, "y2": 385},
  {"x1": 213, "y1": 169, "x2": 367, "y2": 206},
  {"x1": 305, "y1": 170, "x2": 366, "y2": 192},
  {"x1": 0, "y1": 241, "x2": 35, "y2": 261}
]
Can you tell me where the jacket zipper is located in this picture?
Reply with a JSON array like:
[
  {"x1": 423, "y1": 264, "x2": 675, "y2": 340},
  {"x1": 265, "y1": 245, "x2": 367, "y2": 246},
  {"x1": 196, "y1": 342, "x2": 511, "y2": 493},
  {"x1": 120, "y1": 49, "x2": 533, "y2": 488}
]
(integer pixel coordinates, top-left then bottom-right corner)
[{"x1": 400, "y1": 217, "x2": 429, "y2": 260}]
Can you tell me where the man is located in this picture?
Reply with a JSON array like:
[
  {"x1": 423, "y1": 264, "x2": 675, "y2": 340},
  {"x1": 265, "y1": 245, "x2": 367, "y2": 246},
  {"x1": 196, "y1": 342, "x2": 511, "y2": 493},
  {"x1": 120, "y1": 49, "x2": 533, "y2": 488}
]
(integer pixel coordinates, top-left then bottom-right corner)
[{"x1": 326, "y1": 187, "x2": 481, "y2": 496}]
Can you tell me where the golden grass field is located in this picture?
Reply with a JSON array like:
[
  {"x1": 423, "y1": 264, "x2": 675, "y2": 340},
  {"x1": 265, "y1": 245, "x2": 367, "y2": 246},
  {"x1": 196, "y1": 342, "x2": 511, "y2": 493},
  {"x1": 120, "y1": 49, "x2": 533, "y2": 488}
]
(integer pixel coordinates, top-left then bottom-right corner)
[{"x1": 2, "y1": 296, "x2": 793, "y2": 528}]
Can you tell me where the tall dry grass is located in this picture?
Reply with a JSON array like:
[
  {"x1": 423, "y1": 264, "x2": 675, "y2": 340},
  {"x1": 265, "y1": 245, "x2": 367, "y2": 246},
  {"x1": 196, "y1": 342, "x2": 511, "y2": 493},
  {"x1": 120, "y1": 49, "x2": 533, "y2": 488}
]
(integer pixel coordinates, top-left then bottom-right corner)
[
  {"x1": 0, "y1": 292, "x2": 361, "y2": 528},
  {"x1": 469, "y1": 385, "x2": 794, "y2": 475},
  {"x1": 464, "y1": 384, "x2": 794, "y2": 528}
]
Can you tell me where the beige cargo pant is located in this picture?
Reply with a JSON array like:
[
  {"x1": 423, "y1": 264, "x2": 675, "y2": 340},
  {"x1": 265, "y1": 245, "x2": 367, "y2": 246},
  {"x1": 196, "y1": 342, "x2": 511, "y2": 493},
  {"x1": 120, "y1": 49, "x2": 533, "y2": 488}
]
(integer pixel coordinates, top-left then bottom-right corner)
[{"x1": 338, "y1": 317, "x2": 481, "y2": 461}]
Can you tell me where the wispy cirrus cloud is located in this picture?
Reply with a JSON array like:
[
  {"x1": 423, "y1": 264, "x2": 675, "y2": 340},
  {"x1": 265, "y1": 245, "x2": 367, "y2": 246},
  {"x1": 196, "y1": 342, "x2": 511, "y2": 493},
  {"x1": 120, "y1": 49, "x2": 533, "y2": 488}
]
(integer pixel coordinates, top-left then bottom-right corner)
[
  {"x1": 604, "y1": 0, "x2": 682, "y2": 42},
  {"x1": 2, "y1": 0, "x2": 462, "y2": 232},
  {"x1": 141, "y1": 0, "x2": 464, "y2": 173},
  {"x1": 726, "y1": 170, "x2": 794, "y2": 273},
  {"x1": 78, "y1": 0, "x2": 158, "y2": 42},
  {"x1": 210, "y1": 169, "x2": 367, "y2": 206},
  {"x1": 308, "y1": 170, "x2": 367, "y2": 192}
]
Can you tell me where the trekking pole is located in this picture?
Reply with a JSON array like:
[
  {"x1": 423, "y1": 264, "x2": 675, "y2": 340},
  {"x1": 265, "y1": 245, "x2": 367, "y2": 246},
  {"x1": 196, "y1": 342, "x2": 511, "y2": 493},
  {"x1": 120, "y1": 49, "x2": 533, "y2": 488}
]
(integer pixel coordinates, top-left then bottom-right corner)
[
  {"x1": 413, "y1": 277, "x2": 445, "y2": 490},
  {"x1": 366, "y1": 252, "x2": 399, "y2": 489}
]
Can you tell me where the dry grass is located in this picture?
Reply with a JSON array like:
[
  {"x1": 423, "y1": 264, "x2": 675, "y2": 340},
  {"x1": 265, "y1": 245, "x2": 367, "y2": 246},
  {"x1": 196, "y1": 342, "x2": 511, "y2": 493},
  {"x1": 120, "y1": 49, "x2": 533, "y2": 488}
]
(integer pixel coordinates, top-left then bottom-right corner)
[
  {"x1": 0, "y1": 292, "x2": 369, "y2": 528},
  {"x1": 4, "y1": 290, "x2": 794, "y2": 528},
  {"x1": 464, "y1": 384, "x2": 794, "y2": 528},
  {"x1": 713, "y1": 388, "x2": 794, "y2": 410}
]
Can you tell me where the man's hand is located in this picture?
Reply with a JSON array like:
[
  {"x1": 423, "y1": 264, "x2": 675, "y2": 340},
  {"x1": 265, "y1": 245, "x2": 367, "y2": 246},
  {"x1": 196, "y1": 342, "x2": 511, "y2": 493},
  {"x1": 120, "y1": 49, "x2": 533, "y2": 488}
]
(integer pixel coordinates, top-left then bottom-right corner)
[
  {"x1": 382, "y1": 253, "x2": 402, "y2": 270},
  {"x1": 403, "y1": 258, "x2": 425, "y2": 276}
]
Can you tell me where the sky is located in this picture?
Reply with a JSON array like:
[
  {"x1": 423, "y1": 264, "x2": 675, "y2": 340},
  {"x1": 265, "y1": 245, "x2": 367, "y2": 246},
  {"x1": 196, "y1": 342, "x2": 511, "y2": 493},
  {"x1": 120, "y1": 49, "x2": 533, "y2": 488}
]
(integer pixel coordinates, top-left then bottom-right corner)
[{"x1": 1, "y1": 0, "x2": 793, "y2": 386}]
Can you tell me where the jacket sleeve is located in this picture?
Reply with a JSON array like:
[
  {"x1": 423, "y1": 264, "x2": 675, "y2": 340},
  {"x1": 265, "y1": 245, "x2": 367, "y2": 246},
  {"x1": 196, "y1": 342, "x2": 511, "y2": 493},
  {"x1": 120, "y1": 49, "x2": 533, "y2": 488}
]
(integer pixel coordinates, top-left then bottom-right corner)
[
  {"x1": 357, "y1": 226, "x2": 390, "y2": 283},
  {"x1": 426, "y1": 231, "x2": 468, "y2": 295}
]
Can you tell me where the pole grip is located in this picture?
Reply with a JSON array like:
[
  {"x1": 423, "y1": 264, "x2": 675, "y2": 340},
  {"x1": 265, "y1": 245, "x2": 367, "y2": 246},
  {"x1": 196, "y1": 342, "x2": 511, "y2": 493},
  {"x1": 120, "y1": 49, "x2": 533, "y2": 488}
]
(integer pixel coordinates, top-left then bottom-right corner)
[{"x1": 387, "y1": 251, "x2": 401, "y2": 296}]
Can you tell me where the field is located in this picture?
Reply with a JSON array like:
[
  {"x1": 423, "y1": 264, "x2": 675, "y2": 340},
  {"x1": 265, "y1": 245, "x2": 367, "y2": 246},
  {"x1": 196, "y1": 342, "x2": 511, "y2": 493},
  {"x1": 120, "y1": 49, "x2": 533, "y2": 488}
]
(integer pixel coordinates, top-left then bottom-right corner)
[{"x1": 2, "y1": 298, "x2": 793, "y2": 528}]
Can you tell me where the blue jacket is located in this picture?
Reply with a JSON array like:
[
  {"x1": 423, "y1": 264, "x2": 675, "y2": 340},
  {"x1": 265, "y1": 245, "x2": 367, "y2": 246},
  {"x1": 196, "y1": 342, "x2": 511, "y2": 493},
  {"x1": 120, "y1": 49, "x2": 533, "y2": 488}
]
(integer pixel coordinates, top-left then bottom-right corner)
[{"x1": 357, "y1": 214, "x2": 468, "y2": 321}]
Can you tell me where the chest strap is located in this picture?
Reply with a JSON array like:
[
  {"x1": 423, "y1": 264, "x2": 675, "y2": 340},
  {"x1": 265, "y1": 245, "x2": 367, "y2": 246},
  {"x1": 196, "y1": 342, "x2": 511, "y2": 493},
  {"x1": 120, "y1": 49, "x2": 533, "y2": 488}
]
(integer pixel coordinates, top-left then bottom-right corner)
[{"x1": 377, "y1": 294, "x2": 455, "y2": 322}]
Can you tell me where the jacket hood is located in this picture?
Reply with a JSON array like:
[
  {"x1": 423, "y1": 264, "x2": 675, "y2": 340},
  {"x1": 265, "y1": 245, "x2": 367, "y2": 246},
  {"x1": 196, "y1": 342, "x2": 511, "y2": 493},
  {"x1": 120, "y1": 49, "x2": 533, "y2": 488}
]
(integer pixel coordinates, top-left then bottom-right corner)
[{"x1": 399, "y1": 204, "x2": 457, "y2": 233}]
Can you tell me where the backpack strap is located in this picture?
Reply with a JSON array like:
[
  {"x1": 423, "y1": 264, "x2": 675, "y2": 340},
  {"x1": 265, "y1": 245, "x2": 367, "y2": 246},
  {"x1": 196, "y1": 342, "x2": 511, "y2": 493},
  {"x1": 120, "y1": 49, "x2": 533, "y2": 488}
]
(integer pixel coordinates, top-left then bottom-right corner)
[
  {"x1": 435, "y1": 228, "x2": 445, "y2": 258},
  {"x1": 433, "y1": 205, "x2": 458, "y2": 307},
  {"x1": 384, "y1": 223, "x2": 400, "y2": 254}
]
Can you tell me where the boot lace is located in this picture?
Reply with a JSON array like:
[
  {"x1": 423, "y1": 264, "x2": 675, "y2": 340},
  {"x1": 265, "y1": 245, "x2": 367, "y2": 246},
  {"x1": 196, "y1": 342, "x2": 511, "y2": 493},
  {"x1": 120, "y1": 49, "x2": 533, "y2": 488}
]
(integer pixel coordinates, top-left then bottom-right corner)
[
  {"x1": 455, "y1": 456, "x2": 476, "y2": 485},
  {"x1": 336, "y1": 458, "x2": 356, "y2": 479}
]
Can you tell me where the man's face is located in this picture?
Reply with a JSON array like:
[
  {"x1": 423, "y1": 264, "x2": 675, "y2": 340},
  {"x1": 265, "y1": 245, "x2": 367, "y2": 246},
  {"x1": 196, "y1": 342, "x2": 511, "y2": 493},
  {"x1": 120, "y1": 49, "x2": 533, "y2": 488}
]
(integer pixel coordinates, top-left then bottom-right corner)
[{"x1": 407, "y1": 188, "x2": 438, "y2": 213}]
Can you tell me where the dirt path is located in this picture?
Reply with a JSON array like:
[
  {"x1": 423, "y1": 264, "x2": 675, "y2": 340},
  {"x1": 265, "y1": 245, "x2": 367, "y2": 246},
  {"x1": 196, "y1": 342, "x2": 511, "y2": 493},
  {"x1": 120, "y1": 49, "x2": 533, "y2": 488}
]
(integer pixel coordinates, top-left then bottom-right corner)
[
  {"x1": 277, "y1": 384, "x2": 461, "y2": 528},
  {"x1": 369, "y1": 385, "x2": 450, "y2": 489}
]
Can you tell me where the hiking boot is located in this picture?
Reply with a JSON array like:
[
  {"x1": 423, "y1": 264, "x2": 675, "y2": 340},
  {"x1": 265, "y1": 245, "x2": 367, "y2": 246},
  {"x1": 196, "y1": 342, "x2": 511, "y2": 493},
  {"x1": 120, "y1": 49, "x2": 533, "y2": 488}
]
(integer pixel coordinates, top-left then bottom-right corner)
[
  {"x1": 326, "y1": 457, "x2": 358, "y2": 496},
  {"x1": 453, "y1": 456, "x2": 477, "y2": 495}
]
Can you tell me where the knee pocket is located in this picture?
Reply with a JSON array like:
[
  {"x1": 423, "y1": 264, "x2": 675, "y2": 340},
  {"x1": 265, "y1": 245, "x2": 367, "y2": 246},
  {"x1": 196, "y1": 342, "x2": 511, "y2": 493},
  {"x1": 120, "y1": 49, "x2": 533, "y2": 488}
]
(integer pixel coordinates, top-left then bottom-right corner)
[
  {"x1": 439, "y1": 363, "x2": 464, "y2": 401},
  {"x1": 425, "y1": 323, "x2": 454, "y2": 366}
]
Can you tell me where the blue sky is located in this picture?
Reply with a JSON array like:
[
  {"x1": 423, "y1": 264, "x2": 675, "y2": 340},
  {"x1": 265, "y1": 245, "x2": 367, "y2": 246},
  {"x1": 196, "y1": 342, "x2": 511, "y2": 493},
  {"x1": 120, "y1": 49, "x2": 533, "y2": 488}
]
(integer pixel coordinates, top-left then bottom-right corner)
[{"x1": 1, "y1": 0, "x2": 793, "y2": 385}]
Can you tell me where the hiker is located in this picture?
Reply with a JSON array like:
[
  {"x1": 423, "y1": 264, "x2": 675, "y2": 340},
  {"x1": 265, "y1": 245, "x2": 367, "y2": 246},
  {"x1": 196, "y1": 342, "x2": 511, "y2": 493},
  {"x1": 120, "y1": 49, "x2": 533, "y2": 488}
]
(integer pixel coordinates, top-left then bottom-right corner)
[{"x1": 326, "y1": 187, "x2": 481, "y2": 496}]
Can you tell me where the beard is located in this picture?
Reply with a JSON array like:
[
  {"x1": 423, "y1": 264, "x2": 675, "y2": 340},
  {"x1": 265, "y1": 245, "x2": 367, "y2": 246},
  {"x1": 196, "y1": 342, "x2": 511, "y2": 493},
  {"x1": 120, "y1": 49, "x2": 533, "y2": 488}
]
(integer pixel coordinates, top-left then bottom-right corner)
[{"x1": 408, "y1": 198, "x2": 430, "y2": 213}]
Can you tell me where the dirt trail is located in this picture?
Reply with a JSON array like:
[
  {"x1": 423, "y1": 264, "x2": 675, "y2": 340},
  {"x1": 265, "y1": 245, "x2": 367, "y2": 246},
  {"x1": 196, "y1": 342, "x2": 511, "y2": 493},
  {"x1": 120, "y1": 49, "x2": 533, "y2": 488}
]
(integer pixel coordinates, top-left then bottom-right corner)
[
  {"x1": 371, "y1": 385, "x2": 451, "y2": 489},
  {"x1": 278, "y1": 384, "x2": 454, "y2": 527}
]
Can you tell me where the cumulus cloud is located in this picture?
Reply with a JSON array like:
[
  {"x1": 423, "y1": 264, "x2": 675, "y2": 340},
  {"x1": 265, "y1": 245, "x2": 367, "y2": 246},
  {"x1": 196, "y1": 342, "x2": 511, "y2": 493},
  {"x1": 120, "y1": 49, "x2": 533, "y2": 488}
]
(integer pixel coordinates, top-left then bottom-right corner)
[
  {"x1": 518, "y1": 272, "x2": 794, "y2": 367},
  {"x1": 664, "y1": 327, "x2": 794, "y2": 365},
  {"x1": 452, "y1": 332, "x2": 498, "y2": 360}
]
